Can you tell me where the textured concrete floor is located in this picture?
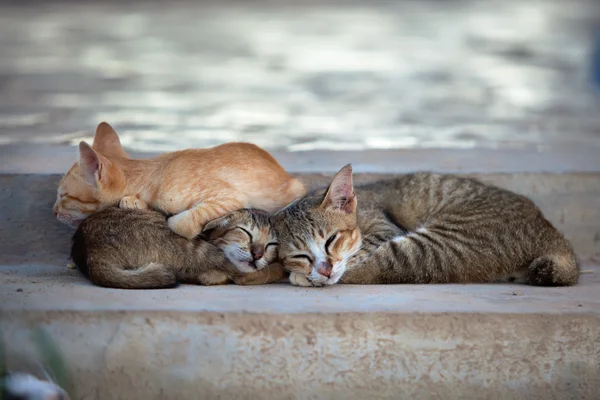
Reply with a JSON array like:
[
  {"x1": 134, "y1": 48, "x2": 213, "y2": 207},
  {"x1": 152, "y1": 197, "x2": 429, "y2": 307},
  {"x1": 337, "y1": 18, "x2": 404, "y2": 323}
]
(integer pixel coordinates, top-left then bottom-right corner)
[{"x1": 2, "y1": 263, "x2": 599, "y2": 314}]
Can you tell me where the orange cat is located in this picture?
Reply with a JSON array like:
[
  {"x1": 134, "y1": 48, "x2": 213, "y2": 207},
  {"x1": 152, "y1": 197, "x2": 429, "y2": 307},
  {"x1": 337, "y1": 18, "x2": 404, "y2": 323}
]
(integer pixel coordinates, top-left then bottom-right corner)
[{"x1": 53, "y1": 122, "x2": 306, "y2": 238}]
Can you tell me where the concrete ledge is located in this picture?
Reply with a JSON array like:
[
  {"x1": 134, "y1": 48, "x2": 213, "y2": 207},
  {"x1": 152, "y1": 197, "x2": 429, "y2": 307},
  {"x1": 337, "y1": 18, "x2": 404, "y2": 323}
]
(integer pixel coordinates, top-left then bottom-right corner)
[
  {"x1": 1, "y1": 171, "x2": 600, "y2": 399},
  {"x1": 2, "y1": 309, "x2": 599, "y2": 400}
]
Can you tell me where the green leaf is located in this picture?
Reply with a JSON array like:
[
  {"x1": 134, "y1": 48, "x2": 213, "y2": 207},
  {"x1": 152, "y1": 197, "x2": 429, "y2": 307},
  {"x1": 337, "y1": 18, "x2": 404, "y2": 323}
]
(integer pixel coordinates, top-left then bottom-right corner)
[{"x1": 32, "y1": 328, "x2": 73, "y2": 398}]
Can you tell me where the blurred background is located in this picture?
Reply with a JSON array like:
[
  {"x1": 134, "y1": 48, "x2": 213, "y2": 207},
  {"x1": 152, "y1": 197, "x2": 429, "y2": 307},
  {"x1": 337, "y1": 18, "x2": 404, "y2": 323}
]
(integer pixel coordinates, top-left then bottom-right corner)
[{"x1": 0, "y1": 0, "x2": 599, "y2": 154}]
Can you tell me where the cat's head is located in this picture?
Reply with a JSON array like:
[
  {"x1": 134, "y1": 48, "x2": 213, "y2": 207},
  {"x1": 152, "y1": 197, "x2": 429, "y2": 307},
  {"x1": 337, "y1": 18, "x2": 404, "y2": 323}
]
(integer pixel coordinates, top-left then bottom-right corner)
[
  {"x1": 202, "y1": 209, "x2": 279, "y2": 274},
  {"x1": 272, "y1": 164, "x2": 362, "y2": 285},
  {"x1": 53, "y1": 122, "x2": 128, "y2": 227}
]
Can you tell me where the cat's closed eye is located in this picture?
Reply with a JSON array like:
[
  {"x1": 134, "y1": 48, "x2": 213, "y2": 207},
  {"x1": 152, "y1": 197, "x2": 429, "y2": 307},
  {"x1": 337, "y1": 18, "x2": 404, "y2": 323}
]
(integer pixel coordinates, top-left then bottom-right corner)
[
  {"x1": 292, "y1": 254, "x2": 313, "y2": 262},
  {"x1": 237, "y1": 227, "x2": 253, "y2": 240},
  {"x1": 325, "y1": 232, "x2": 337, "y2": 253},
  {"x1": 266, "y1": 242, "x2": 278, "y2": 248}
]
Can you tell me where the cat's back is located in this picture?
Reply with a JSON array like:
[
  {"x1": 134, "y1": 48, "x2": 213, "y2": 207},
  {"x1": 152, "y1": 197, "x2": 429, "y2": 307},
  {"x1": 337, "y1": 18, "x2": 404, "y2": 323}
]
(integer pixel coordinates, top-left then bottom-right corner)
[
  {"x1": 356, "y1": 172, "x2": 542, "y2": 225},
  {"x1": 155, "y1": 142, "x2": 306, "y2": 209},
  {"x1": 71, "y1": 208, "x2": 171, "y2": 273},
  {"x1": 76, "y1": 207, "x2": 169, "y2": 239},
  {"x1": 361, "y1": 172, "x2": 532, "y2": 204},
  {"x1": 162, "y1": 142, "x2": 289, "y2": 177}
]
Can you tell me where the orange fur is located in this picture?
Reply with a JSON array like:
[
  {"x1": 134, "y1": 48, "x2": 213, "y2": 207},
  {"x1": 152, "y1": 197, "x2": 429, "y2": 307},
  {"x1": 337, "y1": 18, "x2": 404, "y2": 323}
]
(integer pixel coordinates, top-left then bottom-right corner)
[{"x1": 54, "y1": 122, "x2": 306, "y2": 238}]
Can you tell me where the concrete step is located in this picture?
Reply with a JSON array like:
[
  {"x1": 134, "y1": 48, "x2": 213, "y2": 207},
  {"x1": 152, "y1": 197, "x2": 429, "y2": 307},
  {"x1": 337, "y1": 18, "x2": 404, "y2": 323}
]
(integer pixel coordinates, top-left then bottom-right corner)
[{"x1": 1, "y1": 170, "x2": 600, "y2": 399}]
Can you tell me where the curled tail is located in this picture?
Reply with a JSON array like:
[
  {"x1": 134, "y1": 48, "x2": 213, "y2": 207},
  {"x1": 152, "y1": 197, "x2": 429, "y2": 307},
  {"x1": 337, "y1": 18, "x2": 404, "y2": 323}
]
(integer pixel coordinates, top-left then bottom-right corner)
[
  {"x1": 77, "y1": 260, "x2": 177, "y2": 289},
  {"x1": 526, "y1": 249, "x2": 580, "y2": 287}
]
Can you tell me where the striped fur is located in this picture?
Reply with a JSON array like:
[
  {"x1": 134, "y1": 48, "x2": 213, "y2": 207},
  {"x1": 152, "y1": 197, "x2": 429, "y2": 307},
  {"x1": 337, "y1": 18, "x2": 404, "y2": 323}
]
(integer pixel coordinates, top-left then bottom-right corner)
[
  {"x1": 71, "y1": 207, "x2": 285, "y2": 289},
  {"x1": 272, "y1": 165, "x2": 579, "y2": 287}
]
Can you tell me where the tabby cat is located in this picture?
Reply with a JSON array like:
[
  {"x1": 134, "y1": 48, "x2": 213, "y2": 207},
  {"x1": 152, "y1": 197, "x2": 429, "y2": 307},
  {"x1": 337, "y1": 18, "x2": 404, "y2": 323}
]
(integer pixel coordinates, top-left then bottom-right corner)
[
  {"x1": 53, "y1": 122, "x2": 305, "y2": 239},
  {"x1": 272, "y1": 165, "x2": 579, "y2": 287},
  {"x1": 71, "y1": 207, "x2": 286, "y2": 289}
]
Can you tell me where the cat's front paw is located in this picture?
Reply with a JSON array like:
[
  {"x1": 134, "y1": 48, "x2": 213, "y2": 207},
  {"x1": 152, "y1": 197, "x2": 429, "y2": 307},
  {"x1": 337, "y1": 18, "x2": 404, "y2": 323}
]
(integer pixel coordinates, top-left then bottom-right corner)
[
  {"x1": 289, "y1": 272, "x2": 320, "y2": 287},
  {"x1": 119, "y1": 195, "x2": 148, "y2": 210},
  {"x1": 197, "y1": 270, "x2": 230, "y2": 286},
  {"x1": 168, "y1": 211, "x2": 200, "y2": 239}
]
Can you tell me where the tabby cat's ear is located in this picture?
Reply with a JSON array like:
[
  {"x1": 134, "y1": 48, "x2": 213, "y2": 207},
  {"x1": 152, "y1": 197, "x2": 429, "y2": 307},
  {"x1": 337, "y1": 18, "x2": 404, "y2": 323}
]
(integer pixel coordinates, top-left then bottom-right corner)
[
  {"x1": 92, "y1": 122, "x2": 129, "y2": 158},
  {"x1": 78, "y1": 141, "x2": 107, "y2": 187},
  {"x1": 201, "y1": 215, "x2": 232, "y2": 238},
  {"x1": 321, "y1": 164, "x2": 356, "y2": 214}
]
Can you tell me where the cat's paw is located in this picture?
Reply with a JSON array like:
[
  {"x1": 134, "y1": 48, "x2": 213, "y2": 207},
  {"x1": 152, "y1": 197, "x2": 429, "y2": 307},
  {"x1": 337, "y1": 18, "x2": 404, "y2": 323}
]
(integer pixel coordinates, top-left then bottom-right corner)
[
  {"x1": 289, "y1": 272, "x2": 320, "y2": 287},
  {"x1": 119, "y1": 195, "x2": 148, "y2": 210},
  {"x1": 233, "y1": 263, "x2": 288, "y2": 286},
  {"x1": 197, "y1": 270, "x2": 230, "y2": 286},
  {"x1": 168, "y1": 211, "x2": 201, "y2": 239}
]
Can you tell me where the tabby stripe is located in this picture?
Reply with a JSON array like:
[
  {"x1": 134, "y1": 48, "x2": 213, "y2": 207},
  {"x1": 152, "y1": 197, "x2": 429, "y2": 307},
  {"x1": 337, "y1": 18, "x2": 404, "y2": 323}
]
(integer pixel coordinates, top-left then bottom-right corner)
[
  {"x1": 442, "y1": 214, "x2": 488, "y2": 225},
  {"x1": 406, "y1": 235, "x2": 426, "y2": 263},
  {"x1": 363, "y1": 236, "x2": 382, "y2": 249},
  {"x1": 436, "y1": 226, "x2": 489, "y2": 244},
  {"x1": 381, "y1": 247, "x2": 396, "y2": 273},
  {"x1": 418, "y1": 232, "x2": 445, "y2": 252},
  {"x1": 416, "y1": 233, "x2": 443, "y2": 278},
  {"x1": 372, "y1": 231, "x2": 393, "y2": 244},
  {"x1": 430, "y1": 230, "x2": 470, "y2": 265},
  {"x1": 429, "y1": 228, "x2": 474, "y2": 250},
  {"x1": 389, "y1": 239, "x2": 404, "y2": 265}
]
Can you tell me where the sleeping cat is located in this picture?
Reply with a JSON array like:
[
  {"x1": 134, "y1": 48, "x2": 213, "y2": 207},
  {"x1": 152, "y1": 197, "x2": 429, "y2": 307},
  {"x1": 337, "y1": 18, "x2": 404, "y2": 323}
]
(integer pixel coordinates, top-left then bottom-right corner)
[
  {"x1": 71, "y1": 207, "x2": 286, "y2": 289},
  {"x1": 53, "y1": 122, "x2": 305, "y2": 239},
  {"x1": 272, "y1": 165, "x2": 579, "y2": 287}
]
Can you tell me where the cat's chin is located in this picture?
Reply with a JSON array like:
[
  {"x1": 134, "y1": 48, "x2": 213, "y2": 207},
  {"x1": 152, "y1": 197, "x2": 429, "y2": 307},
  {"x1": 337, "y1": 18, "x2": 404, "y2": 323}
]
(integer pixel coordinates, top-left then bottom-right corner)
[
  {"x1": 309, "y1": 264, "x2": 346, "y2": 286},
  {"x1": 56, "y1": 215, "x2": 83, "y2": 229}
]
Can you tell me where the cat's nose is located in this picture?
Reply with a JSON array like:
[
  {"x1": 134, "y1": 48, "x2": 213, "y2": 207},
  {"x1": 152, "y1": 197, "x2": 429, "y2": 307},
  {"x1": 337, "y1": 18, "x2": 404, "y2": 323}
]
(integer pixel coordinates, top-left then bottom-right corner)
[
  {"x1": 251, "y1": 249, "x2": 264, "y2": 261},
  {"x1": 52, "y1": 204, "x2": 58, "y2": 216},
  {"x1": 251, "y1": 245, "x2": 264, "y2": 261},
  {"x1": 317, "y1": 262, "x2": 333, "y2": 277}
]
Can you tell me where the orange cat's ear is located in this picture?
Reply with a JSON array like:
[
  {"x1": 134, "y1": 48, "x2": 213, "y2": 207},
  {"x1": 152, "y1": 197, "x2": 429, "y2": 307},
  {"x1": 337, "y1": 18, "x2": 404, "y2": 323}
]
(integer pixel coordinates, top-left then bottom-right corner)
[
  {"x1": 92, "y1": 122, "x2": 128, "y2": 158},
  {"x1": 78, "y1": 141, "x2": 106, "y2": 186},
  {"x1": 321, "y1": 164, "x2": 356, "y2": 214}
]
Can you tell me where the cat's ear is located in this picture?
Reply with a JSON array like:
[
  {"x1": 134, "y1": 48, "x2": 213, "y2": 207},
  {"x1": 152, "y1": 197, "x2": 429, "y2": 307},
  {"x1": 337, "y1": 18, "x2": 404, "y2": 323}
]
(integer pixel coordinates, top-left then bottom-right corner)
[
  {"x1": 78, "y1": 141, "x2": 109, "y2": 187},
  {"x1": 92, "y1": 122, "x2": 128, "y2": 158},
  {"x1": 321, "y1": 164, "x2": 356, "y2": 214},
  {"x1": 201, "y1": 215, "x2": 232, "y2": 238}
]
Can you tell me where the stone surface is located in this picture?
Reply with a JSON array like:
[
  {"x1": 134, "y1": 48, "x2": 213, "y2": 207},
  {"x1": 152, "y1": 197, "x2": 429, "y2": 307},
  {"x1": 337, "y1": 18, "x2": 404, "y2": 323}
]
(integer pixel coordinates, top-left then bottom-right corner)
[
  {"x1": 2, "y1": 263, "x2": 600, "y2": 314},
  {"x1": 1, "y1": 300, "x2": 599, "y2": 400},
  {"x1": 1, "y1": 171, "x2": 599, "y2": 398}
]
